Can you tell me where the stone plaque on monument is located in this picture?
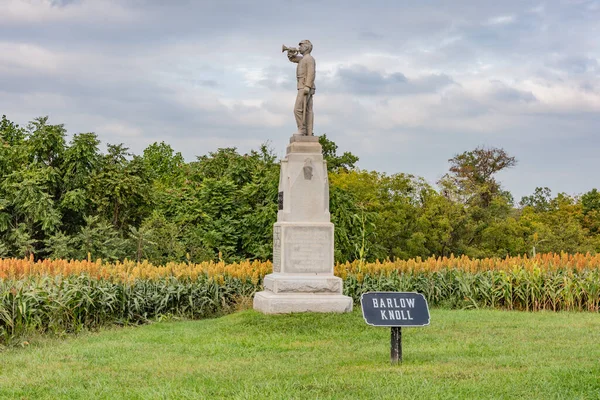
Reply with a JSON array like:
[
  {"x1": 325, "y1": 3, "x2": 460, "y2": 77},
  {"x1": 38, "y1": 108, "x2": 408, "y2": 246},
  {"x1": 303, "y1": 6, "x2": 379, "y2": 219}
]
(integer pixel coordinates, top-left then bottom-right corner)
[{"x1": 283, "y1": 225, "x2": 331, "y2": 273}]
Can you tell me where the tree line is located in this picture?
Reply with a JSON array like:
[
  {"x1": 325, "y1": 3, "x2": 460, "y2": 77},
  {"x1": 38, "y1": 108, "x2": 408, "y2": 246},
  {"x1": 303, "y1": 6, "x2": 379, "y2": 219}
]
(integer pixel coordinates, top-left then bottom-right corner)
[{"x1": 1, "y1": 115, "x2": 599, "y2": 264}]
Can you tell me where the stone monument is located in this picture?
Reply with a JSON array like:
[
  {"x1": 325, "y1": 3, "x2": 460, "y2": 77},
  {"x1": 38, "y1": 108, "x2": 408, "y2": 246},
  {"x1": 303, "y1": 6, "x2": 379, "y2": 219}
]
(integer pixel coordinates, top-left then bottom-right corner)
[{"x1": 253, "y1": 41, "x2": 353, "y2": 314}]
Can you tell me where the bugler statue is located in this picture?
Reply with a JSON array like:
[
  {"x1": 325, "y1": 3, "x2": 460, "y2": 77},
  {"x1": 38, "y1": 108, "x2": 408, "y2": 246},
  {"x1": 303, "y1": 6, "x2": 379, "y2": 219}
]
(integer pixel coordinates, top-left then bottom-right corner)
[
  {"x1": 282, "y1": 40, "x2": 315, "y2": 136},
  {"x1": 254, "y1": 40, "x2": 353, "y2": 315}
]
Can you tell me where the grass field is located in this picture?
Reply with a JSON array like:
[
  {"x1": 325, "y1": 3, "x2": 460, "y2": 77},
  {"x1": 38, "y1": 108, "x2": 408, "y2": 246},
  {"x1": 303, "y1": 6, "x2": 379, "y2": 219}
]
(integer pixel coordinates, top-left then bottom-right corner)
[{"x1": 1, "y1": 309, "x2": 599, "y2": 399}]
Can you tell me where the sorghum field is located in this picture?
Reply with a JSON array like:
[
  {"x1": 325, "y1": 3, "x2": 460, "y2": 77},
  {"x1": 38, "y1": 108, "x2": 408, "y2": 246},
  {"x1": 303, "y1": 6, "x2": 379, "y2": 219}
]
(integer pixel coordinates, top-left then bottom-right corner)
[{"x1": 1, "y1": 252, "x2": 599, "y2": 346}]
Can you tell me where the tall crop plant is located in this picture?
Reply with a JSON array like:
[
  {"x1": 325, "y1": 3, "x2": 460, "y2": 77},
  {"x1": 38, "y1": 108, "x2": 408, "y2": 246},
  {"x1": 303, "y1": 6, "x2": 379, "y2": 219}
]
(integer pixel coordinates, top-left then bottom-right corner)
[
  {"x1": 0, "y1": 273, "x2": 258, "y2": 345},
  {"x1": 1, "y1": 253, "x2": 599, "y2": 345}
]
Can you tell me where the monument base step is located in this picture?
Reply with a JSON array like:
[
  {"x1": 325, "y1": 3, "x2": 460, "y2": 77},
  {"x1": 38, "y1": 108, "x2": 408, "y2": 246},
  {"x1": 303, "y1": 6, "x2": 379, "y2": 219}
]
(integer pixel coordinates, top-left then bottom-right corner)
[
  {"x1": 253, "y1": 291, "x2": 353, "y2": 314},
  {"x1": 263, "y1": 273, "x2": 343, "y2": 294}
]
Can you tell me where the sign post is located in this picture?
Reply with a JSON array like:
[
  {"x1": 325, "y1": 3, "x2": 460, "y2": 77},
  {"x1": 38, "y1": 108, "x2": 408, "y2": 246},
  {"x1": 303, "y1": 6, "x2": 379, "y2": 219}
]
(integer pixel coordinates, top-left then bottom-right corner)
[
  {"x1": 360, "y1": 292, "x2": 430, "y2": 364},
  {"x1": 391, "y1": 326, "x2": 402, "y2": 364}
]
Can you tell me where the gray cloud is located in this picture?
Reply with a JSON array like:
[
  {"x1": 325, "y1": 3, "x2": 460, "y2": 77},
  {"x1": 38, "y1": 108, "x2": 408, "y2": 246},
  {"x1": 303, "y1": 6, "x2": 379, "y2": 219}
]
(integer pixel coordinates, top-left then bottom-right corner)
[
  {"x1": 554, "y1": 55, "x2": 599, "y2": 75},
  {"x1": 358, "y1": 31, "x2": 384, "y2": 41},
  {"x1": 321, "y1": 65, "x2": 455, "y2": 95},
  {"x1": 489, "y1": 80, "x2": 537, "y2": 103},
  {"x1": 49, "y1": 0, "x2": 80, "y2": 6},
  {"x1": 1, "y1": 0, "x2": 599, "y2": 200}
]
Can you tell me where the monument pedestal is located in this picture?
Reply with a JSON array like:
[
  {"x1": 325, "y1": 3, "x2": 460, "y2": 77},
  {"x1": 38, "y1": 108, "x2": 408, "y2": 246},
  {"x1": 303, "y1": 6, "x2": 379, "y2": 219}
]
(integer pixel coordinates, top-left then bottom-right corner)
[
  {"x1": 254, "y1": 291, "x2": 353, "y2": 314},
  {"x1": 253, "y1": 135, "x2": 353, "y2": 314}
]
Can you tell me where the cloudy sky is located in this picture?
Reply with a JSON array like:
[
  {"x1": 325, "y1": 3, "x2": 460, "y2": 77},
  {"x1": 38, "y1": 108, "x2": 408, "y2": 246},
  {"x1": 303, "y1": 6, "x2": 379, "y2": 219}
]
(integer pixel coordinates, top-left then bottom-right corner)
[{"x1": 1, "y1": 0, "x2": 599, "y2": 200}]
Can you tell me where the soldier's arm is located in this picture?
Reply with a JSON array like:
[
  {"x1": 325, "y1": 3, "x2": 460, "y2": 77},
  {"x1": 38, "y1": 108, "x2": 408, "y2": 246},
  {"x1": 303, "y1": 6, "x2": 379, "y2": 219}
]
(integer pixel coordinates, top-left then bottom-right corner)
[
  {"x1": 288, "y1": 53, "x2": 302, "y2": 63},
  {"x1": 304, "y1": 57, "x2": 315, "y2": 88}
]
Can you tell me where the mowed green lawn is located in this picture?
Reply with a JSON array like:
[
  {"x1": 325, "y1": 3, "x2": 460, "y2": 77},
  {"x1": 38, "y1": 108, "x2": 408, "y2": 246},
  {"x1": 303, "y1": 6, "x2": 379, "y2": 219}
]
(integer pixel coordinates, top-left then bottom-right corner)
[{"x1": 1, "y1": 309, "x2": 599, "y2": 399}]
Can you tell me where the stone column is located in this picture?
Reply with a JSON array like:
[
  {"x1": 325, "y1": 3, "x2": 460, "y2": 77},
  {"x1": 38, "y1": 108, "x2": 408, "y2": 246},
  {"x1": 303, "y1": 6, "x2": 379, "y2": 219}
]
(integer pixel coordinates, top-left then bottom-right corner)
[{"x1": 253, "y1": 135, "x2": 353, "y2": 313}]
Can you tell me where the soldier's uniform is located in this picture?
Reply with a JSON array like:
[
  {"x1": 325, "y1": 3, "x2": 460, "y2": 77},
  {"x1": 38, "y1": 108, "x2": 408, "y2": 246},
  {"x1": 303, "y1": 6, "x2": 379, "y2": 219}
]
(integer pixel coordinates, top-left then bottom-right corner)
[{"x1": 288, "y1": 44, "x2": 315, "y2": 136}]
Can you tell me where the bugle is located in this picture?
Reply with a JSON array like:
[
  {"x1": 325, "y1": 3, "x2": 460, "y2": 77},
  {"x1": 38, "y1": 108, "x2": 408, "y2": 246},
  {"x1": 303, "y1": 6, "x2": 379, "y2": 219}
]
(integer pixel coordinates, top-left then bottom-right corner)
[{"x1": 281, "y1": 44, "x2": 299, "y2": 55}]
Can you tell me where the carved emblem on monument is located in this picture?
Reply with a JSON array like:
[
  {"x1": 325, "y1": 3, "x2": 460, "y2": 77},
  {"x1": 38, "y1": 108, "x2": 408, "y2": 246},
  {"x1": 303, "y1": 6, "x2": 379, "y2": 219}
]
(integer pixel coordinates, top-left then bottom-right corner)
[{"x1": 303, "y1": 159, "x2": 313, "y2": 180}]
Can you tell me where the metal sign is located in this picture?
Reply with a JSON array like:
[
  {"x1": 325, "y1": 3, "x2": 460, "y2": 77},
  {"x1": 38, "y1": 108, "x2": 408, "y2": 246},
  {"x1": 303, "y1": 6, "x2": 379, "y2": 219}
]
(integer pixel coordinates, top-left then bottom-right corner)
[
  {"x1": 360, "y1": 292, "x2": 430, "y2": 364},
  {"x1": 360, "y1": 292, "x2": 430, "y2": 327}
]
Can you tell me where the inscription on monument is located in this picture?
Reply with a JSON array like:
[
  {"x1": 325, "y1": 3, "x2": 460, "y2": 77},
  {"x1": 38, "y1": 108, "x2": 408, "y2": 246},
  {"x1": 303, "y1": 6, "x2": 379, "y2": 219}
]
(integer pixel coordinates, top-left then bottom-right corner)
[
  {"x1": 278, "y1": 191, "x2": 284, "y2": 210},
  {"x1": 273, "y1": 226, "x2": 281, "y2": 272},
  {"x1": 284, "y1": 226, "x2": 331, "y2": 273}
]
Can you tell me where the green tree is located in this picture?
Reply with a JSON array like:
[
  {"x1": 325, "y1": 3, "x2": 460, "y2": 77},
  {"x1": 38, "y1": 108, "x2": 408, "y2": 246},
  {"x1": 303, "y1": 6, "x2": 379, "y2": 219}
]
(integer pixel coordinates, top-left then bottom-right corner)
[
  {"x1": 26, "y1": 116, "x2": 66, "y2": 169},
  {"x1": 89, "y1": 144, "x2": 151, "y2": 229},
  {"x1": 581, "y1": 189, "x2": 600, "y2": 235},
  {"x1": 75, "y1": 215, "x2": 128, "y2": 261},
  {"x1": 131, "y1": 212, "x2": 185, "y2": 264},
  {"x1": 330, "y1": 170, "x2": 424, "y2": 261},
  {"x1": 519, "y1": 192, "x2": 593, "y2": 254},
  {"x1": 440, "y1": 146, "x2": 517, "y2": 208},
  {"x1": 0, "y1": 115, "x2": 27, "y2": 177},
  {"x1": 142, "y1": 141, "x2": 185, "y2": 185},
  {"x1": 435, "y1": 147, "x2": 518, "y2": 257},
  {"x1": 43, "y1": 231, "x2": 76, "y2": 260},
  {"x1": 319, "y1": 134, "x2": 359, "y2": 172},
  {"x1": 60, "y1": 132, "x2": 102, "y2": 234},
  {"x1": 329, "y1": 185, "x2": 364, "y2": 262},
  {"x1": 413, "y1": 187, "x2": 467, "y2": 257},
  {"x1": 520, "y1": 187, "x2": 552, "y2": 212}
]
